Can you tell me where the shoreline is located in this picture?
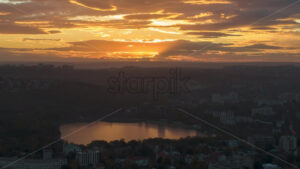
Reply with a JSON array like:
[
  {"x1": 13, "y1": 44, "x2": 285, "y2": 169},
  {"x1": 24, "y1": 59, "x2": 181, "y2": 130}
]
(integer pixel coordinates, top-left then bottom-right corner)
[{"x1": 59, "y1": 119, "x2": 213, "y2": 145}]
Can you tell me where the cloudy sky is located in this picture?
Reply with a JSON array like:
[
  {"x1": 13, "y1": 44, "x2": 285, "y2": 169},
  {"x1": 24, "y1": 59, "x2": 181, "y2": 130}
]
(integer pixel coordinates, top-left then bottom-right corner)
[{"x1": 0, "y1": 0, "x2": 299, "y2": 62}]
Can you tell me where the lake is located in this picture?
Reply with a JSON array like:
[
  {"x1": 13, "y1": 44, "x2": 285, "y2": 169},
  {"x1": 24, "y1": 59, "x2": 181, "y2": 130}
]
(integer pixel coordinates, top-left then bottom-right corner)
[{"x1": 60, "y1": 122, "x2": 199, "y2": 145}]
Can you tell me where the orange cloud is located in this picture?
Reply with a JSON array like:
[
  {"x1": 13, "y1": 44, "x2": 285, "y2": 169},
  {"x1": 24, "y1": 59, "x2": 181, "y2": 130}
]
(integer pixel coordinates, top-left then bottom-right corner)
[
  {"x1": 69, "y1": 0, "x2": 117, "y2": 11},
  {"x1": 0, "y1": 0, "x2": 299, "y2": 62}
]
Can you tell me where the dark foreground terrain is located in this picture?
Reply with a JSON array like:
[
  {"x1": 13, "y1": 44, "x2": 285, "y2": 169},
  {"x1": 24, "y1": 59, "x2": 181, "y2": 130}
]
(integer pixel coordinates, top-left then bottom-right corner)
[{"x1": 0, "y1": 64, "x2": 300, "y2": 169}]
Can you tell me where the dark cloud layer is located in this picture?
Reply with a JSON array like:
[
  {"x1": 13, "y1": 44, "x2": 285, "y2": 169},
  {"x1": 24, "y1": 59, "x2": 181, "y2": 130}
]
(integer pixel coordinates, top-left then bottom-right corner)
[
  {"x1": 186, "y1": 32, "x2": 240, "y2": 38},
  {"x1": 0, "y1": 22, "x2": 47, "y2": 34},
  {"x1": 1, "y1": 0, "x2": 299, "y2": 33},
  {"x1": 23, "y1": 38, "x2": 61, "y2": 41}
]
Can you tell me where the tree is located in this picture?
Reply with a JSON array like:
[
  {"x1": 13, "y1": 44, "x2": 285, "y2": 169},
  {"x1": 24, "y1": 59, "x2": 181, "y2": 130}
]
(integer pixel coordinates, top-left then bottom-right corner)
[{"x1": 253, "y1": 161, "x2": 263, "y2": 169}]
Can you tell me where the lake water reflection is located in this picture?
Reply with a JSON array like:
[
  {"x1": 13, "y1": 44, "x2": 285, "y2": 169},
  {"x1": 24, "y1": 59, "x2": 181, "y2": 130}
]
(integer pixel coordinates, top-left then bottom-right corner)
[{"x1": 60, "y1": 122, "x2": 199, "y2": 145}]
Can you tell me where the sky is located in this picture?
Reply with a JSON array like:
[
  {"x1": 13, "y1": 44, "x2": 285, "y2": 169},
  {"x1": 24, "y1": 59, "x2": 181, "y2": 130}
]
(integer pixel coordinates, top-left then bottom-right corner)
[{"x1": 0, "y1": 0, "x2": 299, "y2": 62}]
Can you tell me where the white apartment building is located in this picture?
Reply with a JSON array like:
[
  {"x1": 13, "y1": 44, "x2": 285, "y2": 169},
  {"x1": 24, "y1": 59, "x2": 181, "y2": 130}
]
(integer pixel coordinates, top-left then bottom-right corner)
[
  {"x1": 279, "y1": 135, "x2": 297, "y2": 155},
  {"x1": 251, "y1": 107, "x2": 275, "y2": 116},
  {"x1": 76, "y1": 151, "x2": 101, "y2": 166}
]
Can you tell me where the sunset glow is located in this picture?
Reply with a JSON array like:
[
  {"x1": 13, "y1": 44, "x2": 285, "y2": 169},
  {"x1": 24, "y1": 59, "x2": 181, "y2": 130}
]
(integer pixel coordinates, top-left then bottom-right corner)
[{"x1": 0, "y1": 0, "x2": 299, "y2": 62}]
